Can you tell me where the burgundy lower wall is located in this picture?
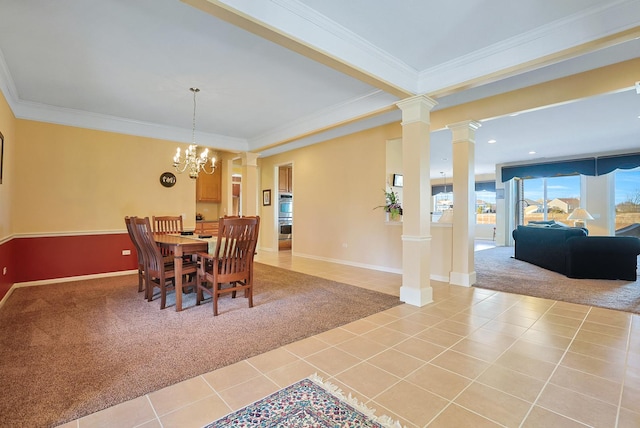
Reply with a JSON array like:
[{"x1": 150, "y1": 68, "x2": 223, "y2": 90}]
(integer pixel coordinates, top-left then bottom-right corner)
[
  {"x1": 0, "y1": 233, "x2": 138, "y2": 300},
  {"x1": 0, "y1": 239, "x2": 16, "y2": 299}
]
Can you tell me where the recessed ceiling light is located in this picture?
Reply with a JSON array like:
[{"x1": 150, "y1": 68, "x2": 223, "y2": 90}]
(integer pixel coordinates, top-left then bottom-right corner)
[
  {"x1": 529, "y1": 151, "x2": 536, "y2": 155},
  {"x1": 488, "y1": 139, "x2": 496, "y2": 144}
]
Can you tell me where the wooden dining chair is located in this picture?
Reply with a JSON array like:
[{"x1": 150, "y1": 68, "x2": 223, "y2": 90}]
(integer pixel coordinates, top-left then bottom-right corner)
[
  {"x1": 133, "y1": 217, "x2": 197, "y2": 309},
  {"x1": 152, "y1": 215, "x2": 183, "y2": 235},
  {"x1": 153, "y1": 215, "x2": 184, "y2": 257},
  {"x1": 196, "y1": 216, "x2": 260, "y2": 315},
  {"x1": 124, "y1": 216, "x2": 146, "y2": 295}
]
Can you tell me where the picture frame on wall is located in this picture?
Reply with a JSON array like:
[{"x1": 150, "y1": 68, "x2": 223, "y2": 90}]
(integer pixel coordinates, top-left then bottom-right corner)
[
  {"x1": 263, "y1": 189, "x2": 271, "y2": 206},
  {"x1": 392, "y1": 173, "x2": 403, "y2": 187},
  {"x1": 0, "y1": 131, "x2": 4, "y2": 185}
]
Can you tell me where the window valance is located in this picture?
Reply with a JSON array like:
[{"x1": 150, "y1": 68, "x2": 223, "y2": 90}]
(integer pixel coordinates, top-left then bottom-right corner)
[
  {"x1": 432, "y1": 184, "x2": 450, "y2": 195},
  {"x1": 596, "y1": 152, "x2": 640, "y2": 175},
  {"x1": 475, "y1": 181, "x2": 496, "y2": 192},
  {"x1": 501, "y1": 158, "x2": 596, "y2": 182},
  {"x1": 501, "y1": 152, "x2": 640, "y2": 182},
  {"x1": 431, "y1": 181, "x2": 496, "y2": 195}
]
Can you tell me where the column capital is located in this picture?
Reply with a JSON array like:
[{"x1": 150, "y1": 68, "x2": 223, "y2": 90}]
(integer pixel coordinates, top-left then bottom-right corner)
[
  {"x1": 396, "y1": 95, "x2": 438, "y2": 125},
  {"x1": 447, "y1": 120, "x2": 482, "y2": 143},
  {"x1": 241, "y1": 152, "x2": 260, "y2": 166}
]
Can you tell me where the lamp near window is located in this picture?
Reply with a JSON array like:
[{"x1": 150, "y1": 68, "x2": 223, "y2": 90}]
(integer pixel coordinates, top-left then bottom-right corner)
[{"x1": 567, "y1": 207, "x2": 594, "y2": 228}]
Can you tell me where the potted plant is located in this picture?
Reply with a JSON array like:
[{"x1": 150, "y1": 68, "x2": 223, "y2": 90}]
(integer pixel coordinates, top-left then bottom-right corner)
[{"x1": 374, "y1": 188, "x2": 403, "y2": 221}]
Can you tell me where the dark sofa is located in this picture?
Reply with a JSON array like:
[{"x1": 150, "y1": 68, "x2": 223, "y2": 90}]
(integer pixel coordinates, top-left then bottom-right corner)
[
  {"x1": 616, "y1": 223, "x2": 640, "y2": 237},
  {"x1": 512, "y1": 223, "x2": 640, "y2": 280}
]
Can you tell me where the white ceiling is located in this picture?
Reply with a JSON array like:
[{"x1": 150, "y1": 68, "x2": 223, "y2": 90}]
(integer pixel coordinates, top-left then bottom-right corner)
[{"x1": 0, "y1": 0, "x2": 639, "y2": 178}]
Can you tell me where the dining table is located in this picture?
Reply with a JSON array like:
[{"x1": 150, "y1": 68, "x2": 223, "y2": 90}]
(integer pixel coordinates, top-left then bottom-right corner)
[{"x1": 153, "y1": 234, "x2": 216, "y2": 311}]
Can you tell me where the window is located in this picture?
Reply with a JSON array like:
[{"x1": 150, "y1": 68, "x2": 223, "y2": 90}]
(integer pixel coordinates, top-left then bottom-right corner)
[
  {"x1": 520, "y1": 175, "x2": 581, "y2": 225},
  {"x1": 431, "y1": 181, "x2": 496, "y2": 224},
  {"x1": 614, "y1": 167, "x2": 640, "y2": 231},
  {"x1": 476, "y1": 188, "x2": 496, "y2": 224}
]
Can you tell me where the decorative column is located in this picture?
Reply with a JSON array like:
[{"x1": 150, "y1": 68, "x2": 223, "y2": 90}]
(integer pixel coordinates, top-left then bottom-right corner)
[
  {"x1": 447, "y1": 121, "x2": 480, "y2": 287},
  {"x1": 396, "y1": 95, "x2": 438, "y2": 307},
  {"x1": 222, "y1": 157, "x2": 234, "y2": 216},
  {"x1": 241, "y1": 152, "x2": 260, "y2": 216}
]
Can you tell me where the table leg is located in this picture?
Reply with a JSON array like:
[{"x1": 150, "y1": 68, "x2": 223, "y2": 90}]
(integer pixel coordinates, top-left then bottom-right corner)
[{"x1": 174, "y1": 246, "x2": 183, "y2": 312}]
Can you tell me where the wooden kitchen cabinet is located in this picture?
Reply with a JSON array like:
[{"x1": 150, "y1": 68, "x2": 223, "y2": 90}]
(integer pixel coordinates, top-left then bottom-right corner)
[
  {"x1": 195, "y1": 220, "x2": 219, "y2": 236},
  {"x1": 278, "y1": 166, "x2": 292, "y2": 193},
  {"x1": 196, "y1": 164, "x2": 222, "y2": 202}
]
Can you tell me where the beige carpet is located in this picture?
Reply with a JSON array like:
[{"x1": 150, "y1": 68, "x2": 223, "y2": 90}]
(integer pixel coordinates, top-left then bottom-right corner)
[
  {"x1": 474, "y1": 246, "x2": 640, "y2": 314},
  {"x1": 0, "y1": 263, "x2": 400, "y2": 428}
]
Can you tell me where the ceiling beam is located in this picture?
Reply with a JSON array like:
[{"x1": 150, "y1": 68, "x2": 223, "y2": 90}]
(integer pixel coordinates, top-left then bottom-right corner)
[
  {"x1": 427, "y1": 25, "x2": 640, "y2": 99},
  {"x1": 254, "y1": 57, "x2": 640, "y2": 153},
  {"x1": 182, "y1": 1, "x2": 639, "y2": 153},
  {"x1": 430, "y1": 57, "x2": 640, "y2": 131},
  {"x1": 181, "y1": 0, "x2": 414, "y2": 99}
]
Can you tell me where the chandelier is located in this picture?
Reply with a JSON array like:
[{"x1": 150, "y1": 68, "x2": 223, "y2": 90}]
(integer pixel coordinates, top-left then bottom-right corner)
[
  {"x1": 173, "y1": 87, "x2": 217, "y2": 179},
  {"x1": 438, "y1": 172, "x2": 453, "y2": 208}
]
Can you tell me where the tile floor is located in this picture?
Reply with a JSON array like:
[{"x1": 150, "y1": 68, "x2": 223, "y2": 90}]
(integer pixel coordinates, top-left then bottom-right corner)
[{"x1": 59, "y1": 247, "x2": 640, "y2": 428}]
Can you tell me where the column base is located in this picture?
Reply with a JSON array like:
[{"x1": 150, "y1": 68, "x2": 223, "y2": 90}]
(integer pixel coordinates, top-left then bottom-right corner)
[
  {"x1": 400, "y1": 285, "x2": 433, "y2": 307},
  {"x1": 449, "y1": 271, "x2": 477, "y2": 287}
]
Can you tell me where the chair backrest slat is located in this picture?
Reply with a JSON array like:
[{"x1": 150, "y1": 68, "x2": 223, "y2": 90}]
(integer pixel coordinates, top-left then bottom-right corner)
[
  {"x1": 134, "y1": 217, "x2": 165, "y2": 273},
  {"x1": 213, "y1": 216, "x2": 260, "y2": 277},
  {"x1": 152, "y1": 215, "x2": 183, "y2": 235},
  {"x1": 124, "y1": 216, "x2": 143, "y2": 265}
]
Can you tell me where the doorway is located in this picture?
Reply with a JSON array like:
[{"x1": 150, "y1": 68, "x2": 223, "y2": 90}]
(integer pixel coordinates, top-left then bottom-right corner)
[
  {"x1": 277, "y1": 163, "x2": 293, "y2": 251},
  {"x1": 231, "y1": 174, "x2": 241, "y2": 216}
]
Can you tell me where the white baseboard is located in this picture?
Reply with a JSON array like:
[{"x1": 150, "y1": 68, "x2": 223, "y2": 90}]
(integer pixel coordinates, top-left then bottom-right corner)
[{"x1": 292, "y1": 251, "x2": 403, "y2": 274}]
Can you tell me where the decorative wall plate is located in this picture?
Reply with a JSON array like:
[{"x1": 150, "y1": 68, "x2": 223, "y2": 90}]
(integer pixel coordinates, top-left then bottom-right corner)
[{"x1": 160, "y1": 172, "x2": 177, "y2": 187}]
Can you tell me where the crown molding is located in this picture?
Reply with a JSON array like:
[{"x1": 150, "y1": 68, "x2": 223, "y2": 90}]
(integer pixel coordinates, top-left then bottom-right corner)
[
  {"x1": 418, "y1": 0, "x2": 640, "y2": 95},
  {"x1": 1, "y1": 53, "x2": 397, "y2": 156},
  {"x1": 1, "y1": 64, "x2": 397, "y2": 157},
  {"x1": 248, "y1": 89, "x2": 399, "y2": 150},
  {"x1": 0, "y1": 50, "x2": 18, "y2": 108},
  {"x1": 0, "y1": 42, "x2": 248, "y2": 151},
  {"x1": 256, "y1": 109, "x2": 400, "y2": 158},
  {"x1": 0, "y1": 57, "x2": 249, "y2": 152},
  {"x1": 12, "y1": 99, "x2": 248, "y2": 151}
]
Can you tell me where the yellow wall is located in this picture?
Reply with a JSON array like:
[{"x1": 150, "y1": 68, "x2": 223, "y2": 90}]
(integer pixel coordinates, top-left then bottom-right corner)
[
  {"x1": 13, "y1": 120, "x2": 197, "y2": 234},
  {"x1": 0, "y1": 91, "x2": 16, "y2": 240},
  {"x1": 259, "y1": 123, "x2": 405, "y2": 271},
  {"x1": 4, "y1": 58, "x2": 632, "y2": 270},
  {"x1": 195, "y1": 201, "x2": 221, "y2": 221}
]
